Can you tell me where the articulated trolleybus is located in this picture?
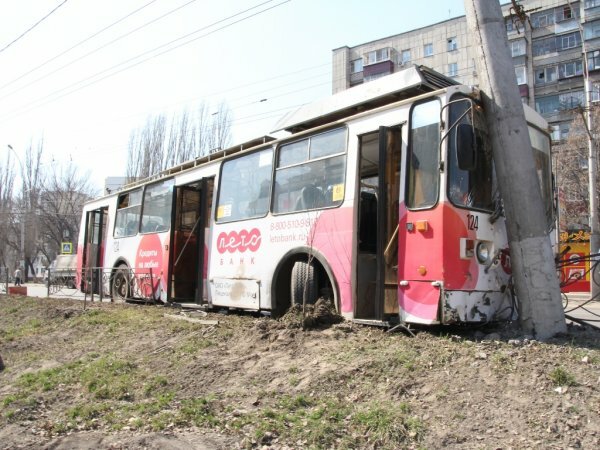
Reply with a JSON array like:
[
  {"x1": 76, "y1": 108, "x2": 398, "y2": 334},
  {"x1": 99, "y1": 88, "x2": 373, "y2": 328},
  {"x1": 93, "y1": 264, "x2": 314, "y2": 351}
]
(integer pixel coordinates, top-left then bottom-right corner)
[{"x1": 77, "y1": 65, "x2": 554, "y2": 326}]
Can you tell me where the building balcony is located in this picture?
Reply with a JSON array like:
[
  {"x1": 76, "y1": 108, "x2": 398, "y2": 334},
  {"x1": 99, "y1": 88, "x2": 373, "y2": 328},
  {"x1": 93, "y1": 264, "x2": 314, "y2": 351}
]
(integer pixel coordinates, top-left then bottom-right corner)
[{"x1": 363, "y1": 60, "x2": 394, "y2": 78}]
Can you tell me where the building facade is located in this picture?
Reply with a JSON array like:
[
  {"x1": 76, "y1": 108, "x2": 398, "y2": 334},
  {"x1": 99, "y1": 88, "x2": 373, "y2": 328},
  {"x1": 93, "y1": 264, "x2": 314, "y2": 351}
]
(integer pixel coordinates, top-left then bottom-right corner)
[{"x1": 332, "y1": 0, "x2": 600, "y2": 142}]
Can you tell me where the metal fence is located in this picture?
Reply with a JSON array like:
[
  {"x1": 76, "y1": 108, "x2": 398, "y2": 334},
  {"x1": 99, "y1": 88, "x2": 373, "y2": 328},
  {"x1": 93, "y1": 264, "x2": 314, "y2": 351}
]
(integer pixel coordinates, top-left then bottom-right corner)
[
  {"x1": 556, "y1": 252, "x2": 600, "y2": 326},
  {"x1": 80, "y1": 266, "x2": 161, "y2": 304}
]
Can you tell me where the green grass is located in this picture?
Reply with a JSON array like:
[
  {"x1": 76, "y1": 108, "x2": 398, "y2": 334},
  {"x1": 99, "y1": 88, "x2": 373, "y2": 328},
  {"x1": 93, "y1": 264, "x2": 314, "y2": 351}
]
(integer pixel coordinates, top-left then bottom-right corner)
[
  {"x1": 178, "y1": 396, "x2": 219, "y2": 427},
  {"x1": 16, "y1": 354, "x2": 140, "y2": 404},
  {"x1": 1, "y1": 318, "x2": 47, "y2": 342},
  {"x1": 1, "y1": 395, "x2": 18, "y2": 408},
  {"x1": 549, "y1": 366, "x2": 576, "y2": 387}
]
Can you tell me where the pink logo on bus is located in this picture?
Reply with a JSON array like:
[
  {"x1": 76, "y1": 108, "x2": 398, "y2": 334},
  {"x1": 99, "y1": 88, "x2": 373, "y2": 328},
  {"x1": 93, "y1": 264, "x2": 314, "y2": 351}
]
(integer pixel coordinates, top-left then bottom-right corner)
[{"x1": 217, "y1": 228, "x2": 261, "y2": 254}]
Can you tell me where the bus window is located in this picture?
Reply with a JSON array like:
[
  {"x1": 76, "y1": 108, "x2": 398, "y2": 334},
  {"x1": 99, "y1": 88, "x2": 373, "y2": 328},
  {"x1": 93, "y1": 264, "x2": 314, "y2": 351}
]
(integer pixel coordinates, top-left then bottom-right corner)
[
  {"x1": 273, "y1": 128, "x2": 347, "y2": 214},
  {"x1": 140, "y1": 179, "x2": 174, "y2": 233},
  {"x1": 114, "y1": 189, "x2": 142, "y2": 237},
  {"x1": 216, "y1": 148, "x2": 273, "y2": 223},
  {"x1": 407, "y1": 100, "x2": 441, "y2": 209},
  {"x1": 529, "y1": 127, "x2": 554, "y2": 230},
  {"x1": 447, "y1": 96, "x2": 494, "y2": 211}
]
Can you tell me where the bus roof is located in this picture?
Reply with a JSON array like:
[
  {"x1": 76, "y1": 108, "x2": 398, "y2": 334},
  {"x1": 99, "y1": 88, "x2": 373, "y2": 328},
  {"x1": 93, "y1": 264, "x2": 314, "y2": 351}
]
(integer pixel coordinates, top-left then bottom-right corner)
[{"x1": 273, "y1": 64, "x2": 459, "y2": 133}]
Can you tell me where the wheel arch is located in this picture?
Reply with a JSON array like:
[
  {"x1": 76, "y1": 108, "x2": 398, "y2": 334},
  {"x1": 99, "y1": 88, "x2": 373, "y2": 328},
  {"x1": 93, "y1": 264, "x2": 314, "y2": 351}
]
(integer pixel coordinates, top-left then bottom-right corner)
[
  {"x1": 112, "y1": 257, "x2": 131, "y2": 272},
  {"x1": 270, "y1": 246, "x2": 339, "y2": 316}
]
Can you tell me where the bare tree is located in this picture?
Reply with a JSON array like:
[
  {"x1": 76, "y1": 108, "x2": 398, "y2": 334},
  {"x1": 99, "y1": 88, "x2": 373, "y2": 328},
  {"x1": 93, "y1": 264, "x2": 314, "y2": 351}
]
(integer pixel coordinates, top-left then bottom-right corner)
[
  {"x1": 126, "y1": 101, "x2": 233, "y2": 179},
  {"x1": 556, "y1": 106, "x2": 600, "y2": 231},
  {"x1": 191, "y1": 102, "x2": 211, "y2": 157},
  {"x1": 37, "y1": 163, "x2": 97, "y2": 264},
  {"x1": 0, "y1": 154, "x2": 16, "y2": 268},
  {"x1": 126, "y1": 114, "x2": 167, "y2": 181},
  {"x1": 206, "y1": 101, "x2": 232, "y2": 154},
  {"x1": 6, "y1": 141, "x2": 45, "y2": 281}
]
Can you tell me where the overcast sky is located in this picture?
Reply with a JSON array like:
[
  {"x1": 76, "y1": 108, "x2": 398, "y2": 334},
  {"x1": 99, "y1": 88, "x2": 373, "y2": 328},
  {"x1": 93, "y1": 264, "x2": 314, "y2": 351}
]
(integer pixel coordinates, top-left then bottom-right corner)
[{"x1": 0, "y1": 0, "x2": 466, "y2": 192}]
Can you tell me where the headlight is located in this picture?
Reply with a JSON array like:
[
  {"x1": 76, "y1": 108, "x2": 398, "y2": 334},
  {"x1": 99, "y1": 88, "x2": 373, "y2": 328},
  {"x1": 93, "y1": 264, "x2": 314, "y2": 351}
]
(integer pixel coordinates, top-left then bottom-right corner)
[{"x1": 476, "y1": 241, "x2": 490, "y2": 264}]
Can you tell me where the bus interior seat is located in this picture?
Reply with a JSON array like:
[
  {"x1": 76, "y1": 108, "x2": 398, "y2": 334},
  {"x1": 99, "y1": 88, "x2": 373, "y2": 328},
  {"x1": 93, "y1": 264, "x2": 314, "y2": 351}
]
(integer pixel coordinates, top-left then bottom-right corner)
[
  {"x1": 295, "y1": 185, "x2": 324, "y2": 211},
  {"x1": 126, "y1": 221, "x2": 138, "y2": 235}
]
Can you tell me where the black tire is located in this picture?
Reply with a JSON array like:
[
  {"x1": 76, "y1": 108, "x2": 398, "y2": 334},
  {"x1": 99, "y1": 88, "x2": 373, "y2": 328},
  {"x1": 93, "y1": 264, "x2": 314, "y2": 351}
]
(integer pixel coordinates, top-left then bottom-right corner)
[
  {"x1": 111, "y1": 265, "x2": 130, "y2": 301},
  {"x1": 291, "y1": 260, "x2": 319, "y2": 306}
]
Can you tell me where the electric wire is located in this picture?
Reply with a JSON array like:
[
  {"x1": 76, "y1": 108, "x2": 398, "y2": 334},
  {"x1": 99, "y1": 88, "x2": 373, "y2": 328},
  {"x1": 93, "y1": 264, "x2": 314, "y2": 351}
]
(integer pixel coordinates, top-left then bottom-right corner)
[
  {"x1": 0, "y1": 0, "x2": 291, "y2": 124},
  {"x1": 0, "y1": 0, "x2": 69, "y2": 55},
  {"x1": 0, "y1": 0, "x2": 197, "y2": 101}
]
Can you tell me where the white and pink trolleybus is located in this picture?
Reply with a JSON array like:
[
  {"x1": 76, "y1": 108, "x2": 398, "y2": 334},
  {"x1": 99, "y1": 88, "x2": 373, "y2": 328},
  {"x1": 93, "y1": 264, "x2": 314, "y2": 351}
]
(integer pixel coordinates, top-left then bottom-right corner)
[{"x1": 77, "y1": 65, "x2": 555, "y2": 326}]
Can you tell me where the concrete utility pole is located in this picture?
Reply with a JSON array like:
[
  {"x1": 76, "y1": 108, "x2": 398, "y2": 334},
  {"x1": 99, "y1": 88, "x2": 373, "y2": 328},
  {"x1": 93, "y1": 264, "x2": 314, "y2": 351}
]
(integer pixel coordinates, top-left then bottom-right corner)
[{"x1": 464, "y1": 0, "x2": 566, "y2": 339}]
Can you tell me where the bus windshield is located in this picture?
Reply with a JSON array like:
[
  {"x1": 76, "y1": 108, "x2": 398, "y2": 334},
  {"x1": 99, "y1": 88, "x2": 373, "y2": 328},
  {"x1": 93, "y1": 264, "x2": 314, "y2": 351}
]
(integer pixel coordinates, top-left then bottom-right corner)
[
  {"x1": 447, "y1": 96, "x2": 494, "y2": 211},
  {"x1": 529, "y1": 127, "x2": 555, "y2": 231}
]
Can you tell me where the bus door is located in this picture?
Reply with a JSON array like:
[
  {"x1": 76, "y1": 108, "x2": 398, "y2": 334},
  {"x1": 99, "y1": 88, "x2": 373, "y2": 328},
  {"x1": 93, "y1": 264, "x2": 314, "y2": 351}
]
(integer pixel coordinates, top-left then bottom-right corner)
[
  {"x1": 356, "y1": 126, "x2": 402, "y2": 321},
  {"x1": 169, "y1": 178, "x2": 214, "y2": 304},
  {"x1": 82, "y1": 207, "x2": 108, "y2": 293}
]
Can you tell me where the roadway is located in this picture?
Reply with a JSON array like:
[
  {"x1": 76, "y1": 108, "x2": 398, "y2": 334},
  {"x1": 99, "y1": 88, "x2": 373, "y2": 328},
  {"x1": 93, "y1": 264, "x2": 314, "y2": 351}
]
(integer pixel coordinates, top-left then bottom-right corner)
[
  {"x1": 4, "y1": 283, "x2": 600, "y2": 329},
  {"x1": 563, "y1": 292, "x2": 600, "y2": 328}
]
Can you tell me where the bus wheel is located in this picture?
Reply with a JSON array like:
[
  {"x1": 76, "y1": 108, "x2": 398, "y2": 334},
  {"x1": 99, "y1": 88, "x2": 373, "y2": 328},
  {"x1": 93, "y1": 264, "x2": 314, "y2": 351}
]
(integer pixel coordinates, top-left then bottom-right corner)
[
  {"x1": 291, "y1": 260, "x2": 319, "y2": 306},
  {"x1": 111, "y1": 265, "x2": 130, "y2": 302}
]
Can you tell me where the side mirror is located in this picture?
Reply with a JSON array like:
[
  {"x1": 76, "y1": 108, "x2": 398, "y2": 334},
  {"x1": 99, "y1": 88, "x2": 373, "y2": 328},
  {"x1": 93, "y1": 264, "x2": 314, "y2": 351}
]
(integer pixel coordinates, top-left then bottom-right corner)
[{"x1": 456, "y1": 123, "x2": 477, "y2": 171}]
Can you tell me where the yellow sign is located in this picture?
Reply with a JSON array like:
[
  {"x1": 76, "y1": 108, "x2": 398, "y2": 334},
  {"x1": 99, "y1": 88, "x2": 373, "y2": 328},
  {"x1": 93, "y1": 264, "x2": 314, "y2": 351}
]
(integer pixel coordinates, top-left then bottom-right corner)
[
  {"x1": 559, "y1": 230, "x2": 591, "y2": 243},
  {"x1": 332, "y1": 184, "x2": 345, "y2": 202},
  {"x1": 61, "y1": 242, "x2": 73, "y2": 254},
  {"x1": 217, "y1": 204, "x2": 232, "y2": 219}
]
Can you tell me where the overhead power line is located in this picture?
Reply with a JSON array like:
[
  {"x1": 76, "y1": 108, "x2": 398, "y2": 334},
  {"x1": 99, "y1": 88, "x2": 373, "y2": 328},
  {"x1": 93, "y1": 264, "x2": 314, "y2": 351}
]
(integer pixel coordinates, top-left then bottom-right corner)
[
  {"x1": 0, "y1": 0, "x2": 198, "y2": 101},
  {"x1": 0, "y1": 0, "x2": 291, "y2": 124},
  {"x1": 0, "y1": 0, "x2": 161, "y2": 93},
  {"x1": 0, "y1": 0, "x2": 69, "y2": 55}
]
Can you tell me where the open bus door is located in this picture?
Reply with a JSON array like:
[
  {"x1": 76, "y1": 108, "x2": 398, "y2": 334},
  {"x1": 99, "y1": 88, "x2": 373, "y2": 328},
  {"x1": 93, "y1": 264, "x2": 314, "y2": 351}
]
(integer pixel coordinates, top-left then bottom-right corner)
[
  {"x1": 356, "y1": 126, "x2": 402, "y2": 323},
  {"x1": 168, "y1": 178, "x2": 214, "y2": 304},
  {"x1": 82, "y1": 207, "x2": 108, "y2": 294}
]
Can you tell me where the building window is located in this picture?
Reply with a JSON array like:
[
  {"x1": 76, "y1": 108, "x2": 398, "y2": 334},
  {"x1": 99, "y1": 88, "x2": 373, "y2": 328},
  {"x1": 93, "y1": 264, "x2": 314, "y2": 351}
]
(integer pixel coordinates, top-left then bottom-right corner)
[
  {"x1": 592, "y1": 84, "x2": 600, "y2": 102},
  {"x1": 401, "y1": 49, "x2": 411, "y2": 64},
  {"x1": 515, "y1": 66, "x2": 527, "y2": 85},
  {"x1": 556, "y1": 5, "x2": 574, "y2": 21},
  {"x1": 586, "y1": 0, "x2": 600, "y2": 8},
  {"x1": 510, "y1": 39, "x2": 526, "y2": 57},
  {"x1": 535, "y1": 66, "x2": 557, "y2": 85},
  {"x1": 350, "y1": 58, "x2": 363, "y2": 74},
  {"x1": 533, "y1": 36, "x2": 557, "y2": 56},
  {"x1": 588, "y1": 50, "x2": 600, "y2": 70},
  {"x1": 559, "y1": 60, "x2": 583, "y2": 78},
  {"x1": 535, "y1": 94, "x2": 560, "y2": 115},
  {"x1": 505, "y1": 18, "x2": 523, "y2": 33},
  {"x1": 558, "y1": 32, "x2": 581, "y2": 50},
  {"x1": 447, "y1": 37, "x2": 457, "y2": 51},
  {"x1": 366, "y1": 48, "x2": 390, "y2": 65},
  {"x1": 560, "y1": 123, "x2": 571, "y2": 140},
  {"x1": 531, "y1": 10, "x2": 555, "y2": 28},
  {"x1": 584, "y1": 20, "x2": 600, "y2": 39},
  {"x1": 447, "y1": 62, "x2": 458, "y2": 77},
  {"x1": 559, "y1": 90, "x2": 585, "y2": 109},
  {"x1": 424, "y1": 43, "x2": 433, "y2": 57}
]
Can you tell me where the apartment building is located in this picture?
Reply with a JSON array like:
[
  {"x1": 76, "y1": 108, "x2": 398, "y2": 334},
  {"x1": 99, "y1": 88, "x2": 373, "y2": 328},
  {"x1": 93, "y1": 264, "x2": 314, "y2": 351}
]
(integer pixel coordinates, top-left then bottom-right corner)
[{"x1": 332, "y1": 0, "x2": 600, "y2": 142}]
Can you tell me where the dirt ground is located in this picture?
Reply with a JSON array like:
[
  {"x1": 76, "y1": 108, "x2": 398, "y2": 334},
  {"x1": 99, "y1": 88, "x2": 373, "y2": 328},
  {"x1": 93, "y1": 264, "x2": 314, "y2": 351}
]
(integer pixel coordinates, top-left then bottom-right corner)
[{"x1": 1, "y1": 296, "x2": 599, "y2": 449}]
